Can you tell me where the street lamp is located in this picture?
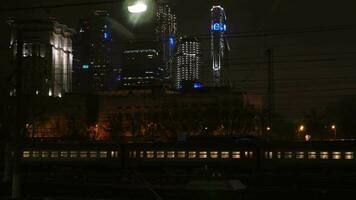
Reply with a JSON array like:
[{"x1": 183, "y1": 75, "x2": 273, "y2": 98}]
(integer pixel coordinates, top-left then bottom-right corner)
[
  {"x1": 331, "y1": 124, "x2": 337, "y2": 139},
  {"x1": 128, "y1": 1, "x2": 148, "y2": 13},
  {"x1": 299, "y1": 125, "x2": 305, "y2": 132}
]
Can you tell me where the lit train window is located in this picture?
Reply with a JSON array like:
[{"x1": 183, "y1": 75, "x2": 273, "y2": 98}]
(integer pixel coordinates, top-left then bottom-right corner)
[
  {"x1": 332, "y1": 152, "x2": 341, "y2": 160},
  {"x1": 232, "y1": 151, "x2": 240, "y2": 159},
  {"x1": 210, "y1": 151, "x2": 218, "y2": 159},
  {"x1": 178, "y1": 151, "x2": 186, "y2": 158},
  {"x1": 32, "y1": 151, "x2": 40, "y2": 158},
  {"x1": 51, "y1": 151, "x2": 58, "y2": 158},
  {"x1": 131, "y1": 151, "x2": 137, "y2": 158},
  {"x1": 308, "y1": 152, "x2": 317, "y2": 159},
  {"x1": 80, "y1": 151, "x2": 88, "y2": 158},
  {"x1": 139, "y1": 151, "x2": 144, "y2": 158},
  {"x1": 22, "y1": 151, "x2": 30, "y2": 158},
  {"x1": 89, "y1": 151, "x2": 97, "y2": 158},
  {"x1": 157, "y1": 151, "x2": 165, "y2": 158},
  {"x1": 188, "y1": 151, "x2": 196, "y2": 158},
  {"x1": 276, "y1": 152, "x2": 281, "y2": 159},
  {"x1": 60, "y1": 151, "x2": 68, "y2": 158},
  {"x1": 265, "y1": 152, "x2": 273, "y2": 159},
  {"x1": 199, "y1": 151, "x2": 207, "y2": 159},
  {"x1": 284, "y1": 152, "x2": 292, "y2": 159},
  {"x1": 320, "y1": 152, "x2": 328, "y2": 159},
  {"x1": 42, "y1": 151, "x2": 49, "y2": 158},
  {"x1": 99, "y1": 151, "x2": 107, "y2": 158},
  {"x1": 221, "y1": 151, "x2": 229, "y2": 159},
  {"x1": 296, "y1": 152, "x2": 304, "y2": 159},
  {"x1": 167, "y1": 151, "x2": 175, "y2": 158},
  {"x1": 110, "y1": 151, "x2": 118, "y2": 158},
  {"x1": 245, "y1": 151, "x2": 253, "y2": 158},
  {"x1": 345, "y1": 152, "x2": 354, "y2": 160},
  {"x1": 146, "y1": 151, "x2": 154, "y2": 158},
  {"x1": 70, "y1": 151, "x2": 78, "y2": 158}
]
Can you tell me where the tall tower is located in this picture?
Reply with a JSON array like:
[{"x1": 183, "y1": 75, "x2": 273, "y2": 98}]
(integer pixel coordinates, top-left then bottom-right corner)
[
  {"x1": 156, "y1": 0, "x2": 177, "y2": 82},
  {"x1": 211, "y1": 5, "x2": 227, "y2": 87},
  {"x1": 174, "y1": 36, "x2": 200, "y2": 89}
]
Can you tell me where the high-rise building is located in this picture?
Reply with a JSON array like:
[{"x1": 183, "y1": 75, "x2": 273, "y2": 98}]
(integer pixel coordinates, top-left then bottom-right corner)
[
  {"x1": 211, "y1": 5, "x2": 228, "y2": 87},
  {"x1": 8, "y1": 19, "x2": 74, "y2": 97},
  {"x1": 120, "y1": 41, "x2": 163, "y2": 87},
  {"x1": 174, "y1": 36, "x2": 200, "y2": 89},
  {"x1": 73, "y1": 10, "x2": 114, "y2": 92},
  {"x1": 156, "y1": 0, "x2": 177, "y2": 82}
]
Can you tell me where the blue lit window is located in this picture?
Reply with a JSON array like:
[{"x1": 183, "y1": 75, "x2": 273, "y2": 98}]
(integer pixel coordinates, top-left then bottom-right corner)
[{"x1": 82, "y1": 64, "x2": 89, "y2": 69}]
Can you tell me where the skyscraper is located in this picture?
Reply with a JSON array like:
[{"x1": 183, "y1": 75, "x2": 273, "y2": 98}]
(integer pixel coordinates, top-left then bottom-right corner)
[
  {"x1": 8, "y1": 19, "x2": 74, "y2": 97},
  {"x1": 74, "y1": 10, "x2": 113, "y2": 92},
  {"x1": 211, "y1": 5, "x2": 228, "y2": 87},
  {"x1": 156, "y1": 0, "x2": 177, "y2": 82},
  {"x1": 174, "y1": 36, "x2": 200, "y2": 89}
]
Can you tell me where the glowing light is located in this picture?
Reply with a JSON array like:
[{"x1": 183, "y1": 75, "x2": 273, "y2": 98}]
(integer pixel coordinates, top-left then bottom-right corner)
[
  {"x1": 299, "y1": 125, "x2": 305, "y2": 132},
  {"x1": 266, "y1": 126, "x2": 271, "y2": 131},
  {"x1": 193, "y1": 82, "x2": 203, "y2": 89},
  {"x1": 128, "y1": 2, "x2": 147, "y2": 13},
  {"x1": 331, "y1": 125, "x2": 336, "y2": 130},
  {"x1": 82, "y1": 64, "x2": 89, "y2": 69},
  {"x1": 48, "y1": 89, "x2": 52, "y2": 97},
  {"x1": 103, "y1": 31, "x2": 110, "y2": 40}
]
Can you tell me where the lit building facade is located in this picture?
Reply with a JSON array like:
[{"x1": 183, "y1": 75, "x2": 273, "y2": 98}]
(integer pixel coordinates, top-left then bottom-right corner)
[
  {"x1": 156, "y1": 0, "x2": 177, "y2": 81},
  {"x1": 74, "y1": 10, "x2": 113, "y2": 92},
  {"x1": 9, "y1": 19, "x2": 74, "y2": 97},
  {"x1": 120, "y1": 41, "x2": 163, "y2": 87},
  {"x1": 211, "y1": 5, "x2": 228, "y2": 87},
  {"x1": 174, "y1": 37, "x2": 200, "y2": 89}
]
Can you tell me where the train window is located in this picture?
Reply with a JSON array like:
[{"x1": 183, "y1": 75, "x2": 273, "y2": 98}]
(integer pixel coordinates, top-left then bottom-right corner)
[
  {"x1": 345, "y1": 152, "x2": 354, "y2": 160},
  {"x1": 199, "y1": 151, "x2": 207, "y2": 159},
  {"x1": 139, "y1": 151, "x2": 145, "y2": 158},
  {"x1": 188, "y1": 151, "x2": 196, "y2": 158},
  {"x1": 265, "y1": 152, "x2": 273, "y2": 159},
  {"x1": 99, "y1": 151, "x2": 108, "y2": 158},
  {"x1": 320, "y1": 152, "x2": 328, "y2": 159},
  {"x1": 157, "y1": 151, "x2": 165, "y2": 158},
  {"x1": 89, "y1": 151, "x2": 97, "y2": 158},
  {"x1": 276, "y1": 152, "x2": 281, "y2": 159},
  {"x1": 245, "y1": 151, "x2": 253, "y2": 158},
  {"x1": 42, "y1": 151, "x2": 49, "y2": 158},
  {"x1": 178, "y1": 151, "x2": 186, "y2": 158},
  {"x1": 284, "y1": 152, "x2": 292, "y2": 159},
  {"x1": 221, "y1": 151, "x2": 229, "y2": 159},
  {"x1": 296, "y1": 152, "x2": 304, "y2": 159},
  {"x1": 70, "y1": 151, "x2": 78, "y2": 158},
  {"x1": 110, "y1": 151, "x2": 117, "y2": 158},
  {"x1": 167, "y1": 151, "x2": 175, "y2": 158},
  {"x1": 146, "y1": 151, "x2": 154, "y2": 158},
  {"x1": 332, "y1": 152, "x2": 341, "y2": 160},
  {"x1": 210, "y1": 151, "x2": 218, "y2": 159},
  {"x1": 32, "y1": 151, "x2": 40, "y2": 158},
  {"x1": 308, "y1": 152, "x2": 317, "y2": 159},
  {"x1": 60, "y1": 151, "x2": 68, "y2": 158},
  {"x1": 22, "y1": 151, "x2": 30, "y2": 158},
  {"x1": 131, "y1": 151, "x2": 137, "y2": 158},
  {"x1": 80, "y1": 151, "x2": 88, "y2": 158},
  {"x1": 232, "y1": 151, "x2": 240, "y2": 159},
  {"x1": 51, "y1": 151, "x2": 58, "y2": 158}
]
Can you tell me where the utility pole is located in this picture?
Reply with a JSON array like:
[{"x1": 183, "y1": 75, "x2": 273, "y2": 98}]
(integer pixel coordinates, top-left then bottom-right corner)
[
  {"x1": 12, "y1": 28, "x2": 24, "y2": 200},
  {"x1": 266, "y1": 49, "x2": 274, "y2": 133}
]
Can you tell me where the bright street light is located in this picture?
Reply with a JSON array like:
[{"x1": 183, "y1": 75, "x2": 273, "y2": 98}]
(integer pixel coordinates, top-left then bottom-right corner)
[
  {"x1": 299, "y1": 125, "x2": 305, "y2": 132},
  {"x1": 128, "y1": 2, "x2": 147, "y2": 13}
]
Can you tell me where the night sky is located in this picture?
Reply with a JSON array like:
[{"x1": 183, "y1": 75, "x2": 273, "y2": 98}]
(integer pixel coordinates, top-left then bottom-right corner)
[{"x1": 1, "y1": 0, "x2": 356, "y2": 120}]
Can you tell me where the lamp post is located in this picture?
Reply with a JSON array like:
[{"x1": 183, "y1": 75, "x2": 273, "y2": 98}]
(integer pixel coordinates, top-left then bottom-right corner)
[{"x1": 331, "y1": 124, "x2": 336, "y2": 139}]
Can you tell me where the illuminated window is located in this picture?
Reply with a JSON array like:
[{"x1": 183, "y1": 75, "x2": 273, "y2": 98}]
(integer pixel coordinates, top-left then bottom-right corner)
[
  {"x1": 265, "y1": 152, "x2": 273, "y2": 159},
  {"x1": 320, "y1": 152, "x2": 329, "y2": 159},
  {"x1": 284, "y1": 152, "x2": 292, "y2": 159},
  {"x1": 32, "y1": 151, "x2": 40, "y2": 158},
  {"x1": 51, "y1": 151, "x2": 58, "y2": 158},
  {"x1": 245, "y1": 151, "x2": 253, "y2": 158},
  {"x1": 210, "y1": 151, "x2": 218, "y2": 159},
  {"x1": 70, "y1": 151, "x2": 78, "y2": 158},
  {"x1": 332, "y1": 152, "x2": 341, "y2": 160},
  {"x1": 60, "y1": 151, "x2": 68, "y2": 158},
  {"x1": 296, "y1": 152, "x2": 304, "y2": 159},
  {"x1": 139, "y1": 151, "x2": 144, "y2": 158},
  {"x1": 167, "y1": 151, "x2": 175, "y2": 158},
  {"x1": 157, "y1": 151, "x2": 165, "y2": 158},
  {"x1": 99, "y1": 151, "x2": 107, "y2": 158},
  {"x1": 41, "y1": 151, "x2": 49, "y2": 158},
  {"x1": 146, "y1": 151, "x2": 154, "y2": 158},
  {"x1": 23, "y1": 151, "x2": 30, "y2": 158},
  {"x1": 199, "y1": 151, "x2": 207, "y2": 159},
  {"x1": 130, "y1": 151, "x2": 137, "y2": 158},
  {"x1": 80, "y1": 151, "x2": 88, "y2": 158},
  {"x1": 110, "y1": 151, "x2": 118, "y2": 158},
  {"x1": 188, "y1": 151, "x2": 196, "y2": 158},
  {"x1": 276, "y1": 152, "x2": 281, "y2": 159},
  {"x1": 308, "y1": 152, "x2": 317, "y2": 159},
  {"x1": 178, "y1": 151, "x2": 186, "y2": 158},
  {"x1": 232, "y1": 151, "x2": 240, "y2": 159},
  {"x1": 89, "y1": 151, "x2": 97, "y2": 158},
  {"x1": 221, "y1": 151, "x2": 229, "y2": 159},
  {"x1": 345, "y1": 152, "x2": 354, "y2": 160}
]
